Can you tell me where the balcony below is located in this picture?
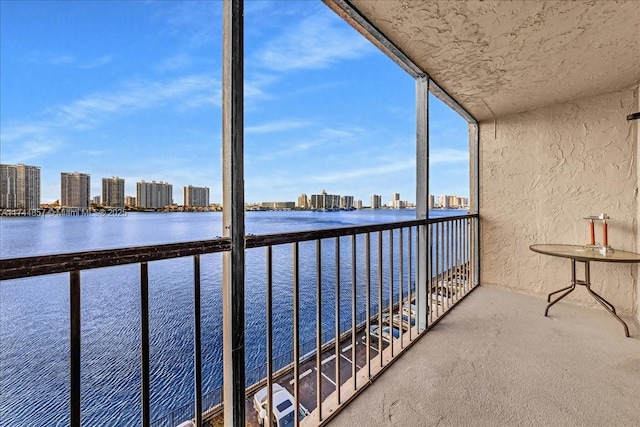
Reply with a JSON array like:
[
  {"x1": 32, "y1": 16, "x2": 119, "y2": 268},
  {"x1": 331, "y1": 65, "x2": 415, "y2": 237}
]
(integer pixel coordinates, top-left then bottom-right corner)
[{"x1": 328, "y1": 285, "x2": 640, "y2": 426}]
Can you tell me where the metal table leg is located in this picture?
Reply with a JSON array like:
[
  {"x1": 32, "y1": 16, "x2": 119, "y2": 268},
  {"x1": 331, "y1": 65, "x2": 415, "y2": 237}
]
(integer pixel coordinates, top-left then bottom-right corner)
[
  {"x1": 586, "y1": 285, "x2": 630, "y2": 337},
  {"x1": 545, "y1": 259, "x2": 630, "y2": 337},
  {"x1": 545, "y1": 259, "x2": 577, "y2": 316}
]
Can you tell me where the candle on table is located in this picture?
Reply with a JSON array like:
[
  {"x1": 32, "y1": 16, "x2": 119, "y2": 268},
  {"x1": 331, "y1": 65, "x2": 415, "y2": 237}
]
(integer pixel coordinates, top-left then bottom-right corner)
[
  {"x1": 603, "y1": 221, "x2": 608, "y2": 246},
  {"x1": 589, "y1": 219, "x2": 595, "y2": 245}
]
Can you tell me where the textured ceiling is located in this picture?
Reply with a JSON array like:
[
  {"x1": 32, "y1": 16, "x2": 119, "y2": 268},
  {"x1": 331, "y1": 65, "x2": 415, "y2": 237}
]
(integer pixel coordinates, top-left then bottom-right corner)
[{"x1": 349, "y1": 0, "x2": 640, "y2": 121}]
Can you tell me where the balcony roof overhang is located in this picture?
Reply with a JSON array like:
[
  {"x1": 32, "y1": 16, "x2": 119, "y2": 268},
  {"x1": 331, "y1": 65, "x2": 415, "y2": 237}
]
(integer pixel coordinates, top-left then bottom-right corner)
[{"x1": 329, "y1": 0, "x2": 640, "y2": 122}]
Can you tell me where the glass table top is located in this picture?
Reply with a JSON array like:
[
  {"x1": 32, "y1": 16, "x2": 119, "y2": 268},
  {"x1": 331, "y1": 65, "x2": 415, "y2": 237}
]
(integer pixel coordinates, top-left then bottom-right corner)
[{"x1": 530, "y1": 244, "x2": 640, "y2": 263}]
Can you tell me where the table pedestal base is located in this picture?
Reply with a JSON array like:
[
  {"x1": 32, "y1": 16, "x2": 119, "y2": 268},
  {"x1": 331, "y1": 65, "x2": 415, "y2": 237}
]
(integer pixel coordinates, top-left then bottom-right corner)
[{"x1": 545, "y1": 259, "x2": 630, "y2": 337}]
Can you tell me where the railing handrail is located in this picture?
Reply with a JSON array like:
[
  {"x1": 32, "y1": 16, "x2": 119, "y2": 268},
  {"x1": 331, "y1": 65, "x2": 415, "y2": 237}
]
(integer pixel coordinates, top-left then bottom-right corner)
[
  {"x1": 246, "y1": 214, "x2": 477, "y2": 248},
  {"x1": 0, "y1": 214, "x2": 477, "y2": 281},
  {"x1": 0, "y1": 238, "x2": 231, "y2": 280}
]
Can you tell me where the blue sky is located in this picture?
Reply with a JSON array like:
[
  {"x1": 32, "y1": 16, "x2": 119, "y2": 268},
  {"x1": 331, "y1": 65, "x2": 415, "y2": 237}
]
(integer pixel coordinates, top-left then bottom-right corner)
[{"x1": 0, "y1": 0, "x2": 469, "y2": 205}]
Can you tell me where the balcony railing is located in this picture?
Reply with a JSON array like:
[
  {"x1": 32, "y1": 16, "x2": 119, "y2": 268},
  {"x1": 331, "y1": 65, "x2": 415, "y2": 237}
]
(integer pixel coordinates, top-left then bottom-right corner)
[{"x1": 0, "y1": 214, "x2": 478, "y2": 427}]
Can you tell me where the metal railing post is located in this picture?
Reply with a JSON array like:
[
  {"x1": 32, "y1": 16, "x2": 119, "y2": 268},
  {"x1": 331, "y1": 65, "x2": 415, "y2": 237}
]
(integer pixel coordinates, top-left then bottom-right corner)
[{"x1": 222, "y1": 0, "x2": 245, "y2": 425}]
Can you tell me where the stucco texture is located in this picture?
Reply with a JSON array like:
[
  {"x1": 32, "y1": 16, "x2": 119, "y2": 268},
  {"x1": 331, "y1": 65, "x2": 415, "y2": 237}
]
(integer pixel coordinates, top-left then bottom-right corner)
[
  {"x1": 479, "y1": 88, "x2": 638, "y2": 315},
  {"x1": 350, "y1": 0, "x2": 640, "y2": 122}
]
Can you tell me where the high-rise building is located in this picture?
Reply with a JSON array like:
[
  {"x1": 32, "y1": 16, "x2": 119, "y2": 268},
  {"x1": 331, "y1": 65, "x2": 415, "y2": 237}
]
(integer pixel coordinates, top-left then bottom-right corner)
[
  {"x1": 297, "y1": 193, "x2": 309, "y2": 209},
  {"x1": 0, "y1": 164, "x2": 41, "y2": 209},
  {"x1": 429, "y1": 194, "x2": 435, "y2": 209},
  {"x1": 125, "y1": 196, "x2": 136, "y2": 207},
  {"x1": 137, "y1": 180, "x2": 173, "y2": 208},
  {"x1": 370, "y1": 194, "x2": 382, "y2": 209},
  {"x1": 61, "y1": 172, "x2": 91, "y2": 208},
  {"x1": 183, "y1": 185, "x2": 209, "y2": 207},
  {"x1": 91, "y1": 196, "x2": 101, "y2": 205},
  {"x1": 102, "y1": 177, "x2": 125, "y2": 207},
  {"x1": 310, "y1": 190, "x2": 340, "y2": 210},
  {"x1": 340, "y1": 195, "x2": 354, "y2": 209},
  {"x1": 354, "y1": 200, "x2": 363, "y2": 209},
  {"x1": 391, "y1": 192, "x2": 401, "y2": 209}
]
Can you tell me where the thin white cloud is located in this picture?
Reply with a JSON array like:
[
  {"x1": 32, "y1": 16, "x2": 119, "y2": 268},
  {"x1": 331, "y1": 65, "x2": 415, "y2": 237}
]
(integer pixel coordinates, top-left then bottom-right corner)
[
  {"x1": 50, "y1": 55, "x2": 75, "y2": 65},
  {"x1": 253, "y1": 140, "x2": 319, "y2": 161},
  {"x1": 48, "y1": 74, "x2": 220, "y2": 129},
  {"x1": 1, "y1": 74, "x2": 220, "y2": 162},
  {"x1": 319, "y1": 127, "x2": 364, "y2": 139},
  {"x1": 157, "y1": 53, "x2": 194, "y2": 72},
  {"x1": 79, "y1": 55, "x2": 113, "y2": 69},
  {"x1": 246, "y1": 119, "x2": 310, "y2": 134},
  {"x1": 159, "y1": 0, "x2": 221, "y2": 48},
  {"x1": 308, "y1": 159, "x2": 416, "y2": 183},
  {"x1": 430, "y1": 149, "x2": 468, "y2": 164},
  {"x1": 256, "y1": 13, "x2": 374, "y2": 72},
  {"x1": 28, "y1": 53, "x2": 113, "y2": 69}
]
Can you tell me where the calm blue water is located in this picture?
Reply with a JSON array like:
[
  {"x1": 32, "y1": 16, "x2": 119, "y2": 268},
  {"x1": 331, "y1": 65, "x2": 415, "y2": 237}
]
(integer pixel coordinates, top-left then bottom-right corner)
[{"x1": 0, "y1": 209, "x2": 464, "y2": 426}]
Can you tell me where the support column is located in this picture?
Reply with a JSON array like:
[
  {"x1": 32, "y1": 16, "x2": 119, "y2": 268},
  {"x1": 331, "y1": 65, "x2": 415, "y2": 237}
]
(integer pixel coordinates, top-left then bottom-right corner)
[
  {"x1": 469, "y1": 121, "x2": 480, "y2": 284},
  {"x1": 222, "y1": 1, "x2": 245, "y2": 426},
  {"x1": 416, "y1": 76, "x2": 429, "y2": 332}
]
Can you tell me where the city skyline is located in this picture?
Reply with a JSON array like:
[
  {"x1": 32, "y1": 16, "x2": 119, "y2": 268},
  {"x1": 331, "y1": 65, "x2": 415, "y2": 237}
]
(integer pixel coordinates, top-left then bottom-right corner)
[
  {"x1": 1, "y1": 163, "x2": 468, "y2": 210},
  {"x1": 1, "y1": 1, "x2": 470, "y2": 205}
]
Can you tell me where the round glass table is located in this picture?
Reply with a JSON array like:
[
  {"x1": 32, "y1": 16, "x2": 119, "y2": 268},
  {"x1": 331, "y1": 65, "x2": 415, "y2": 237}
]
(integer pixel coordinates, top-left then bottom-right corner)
[{"x1": 530, "y1": 244, "x2": 640, "y2": 337}]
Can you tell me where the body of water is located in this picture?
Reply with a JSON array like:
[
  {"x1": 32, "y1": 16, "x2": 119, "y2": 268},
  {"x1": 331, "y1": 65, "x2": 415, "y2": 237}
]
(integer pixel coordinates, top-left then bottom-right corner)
[{"x1": 0, "y1": 209, "x2": 465, "y2": 426}]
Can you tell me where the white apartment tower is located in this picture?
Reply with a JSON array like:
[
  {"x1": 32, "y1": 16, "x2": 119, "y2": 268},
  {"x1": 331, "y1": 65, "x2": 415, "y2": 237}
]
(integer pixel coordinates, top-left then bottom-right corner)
[
  {"x1": 61, "y1": 172, "x2": 91, "y2": 208},
  {"x1": 183, "y1": 185, "x2": 210, "y2": 207},
  {"x1": 137, "y1": 180, "x2": 173, "y2": 209},
  {"x1": 297, "y1": 193, "x2": 309, "y2": 209},
  {"x1": 340, "y1": 195, "x2": 354, "y2": 209},
  {"x1": 310, "y1": 190, "x2": 340, "y2": 210},
  {"x1": 391, "y1": 192, "x2": 401, "y2": 209},
  {"x1": 102, "y1": 177, "x2": 125, "y2": 207},
  {"x1": 0, "y1": 163, "x2": 41, "y2": 209},
  {"x1": 370, "y1": 194, "x2": 382, "y2": 209}
]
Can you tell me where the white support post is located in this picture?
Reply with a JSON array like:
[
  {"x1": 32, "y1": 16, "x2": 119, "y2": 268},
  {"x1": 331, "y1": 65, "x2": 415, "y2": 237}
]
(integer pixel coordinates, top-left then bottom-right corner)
[{"x1": 416, "y1": 76, "x2": 429, "y2": 332}]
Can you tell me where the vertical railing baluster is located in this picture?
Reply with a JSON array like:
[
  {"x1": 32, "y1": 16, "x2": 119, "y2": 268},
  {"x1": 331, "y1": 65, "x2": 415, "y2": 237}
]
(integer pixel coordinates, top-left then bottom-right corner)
[
  {"x1": 365, "y1": 232, "x2": 371, "y2": 378},
  {"x1": 408, "y1": 226, "x2": 413, "y2": 340},
  {"x1": 377, "y1": 231, "x2": 383, "y2": 367},
  {"x1": 398, "y1": 227, "x2": 404, "y2": 348},
  {"x1": 461, "y1": 219, "x2": 466, "y2": 296},
  {"x1": 472, "y1": 217, "x2": 477, "y2": 288},
  {"x1": 460, "y1": 219, "x2": 464, "y2": 298},
  {"x1": 454, "y1": 219, "x2": 459, "y2": 303},
  {"x1": 351, "y1": 234, "x2": 357, "y2": 390},
  {"x1": 441, "y1": 221, "x2": 445, "y2": 312},
  {"x1": 334, "y1": 237, "x2": 341, "y2": 404},
  {"x1": 468, "y1": 219, "x2": 472, "y2": 292},
  {"x1": 266, "y1": 247, "x2": 273, "y2": 427},
  {"x1": 439, "y1": 222, "x2": 443, "y2": 316},
  {"x1": 448, "y1": 219, "x2": 453, "y2": 310},
  {"x1": 457, "y1": 219, "x2": 462, "y2": 299},
  {"x1": 416, "y1": 223, "x2": 421, "y2": 331},
  {"x1": 432, "y1": 223, "x2": 437, "y2": 318},
  {"x1": 388, "y1": 230, "x2": 394, "y2": 357},
  {"x1": 428, "y1": 222, "x2": 434, "y2": 323},
  {"x1": 140, "y1": 262, "x2": 150, "y2": 427},
  {"x1": 193, "y1": 255, "x2": 202, "y2": 427},
  {"x1": 293, "y1": 242, "x2": 300, "y2": 427},
  {"x1": 70, "y1": 270, "x2": 81, "y2": 427},
  {"x1": 315, "y1": 239, "x2": 322, "y2": 422}
]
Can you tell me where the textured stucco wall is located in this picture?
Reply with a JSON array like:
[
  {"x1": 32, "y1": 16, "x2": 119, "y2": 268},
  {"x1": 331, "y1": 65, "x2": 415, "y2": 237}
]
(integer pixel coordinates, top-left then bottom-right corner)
[
  {"x1": 636, "y1": 85, "x2": 640, "y2": 322},
  {"x1": 479, "y1": 88, "x2": 638, "y2": 315},
  {"x1": 351, "y1": 0, "x2": 640, "y2": 121}
]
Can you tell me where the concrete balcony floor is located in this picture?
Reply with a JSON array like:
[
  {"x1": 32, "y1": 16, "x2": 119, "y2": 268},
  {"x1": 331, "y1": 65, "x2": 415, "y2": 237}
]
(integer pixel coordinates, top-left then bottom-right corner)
[{"x1": 328, "y1": 286, "x2": 640, "y2": 426}]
